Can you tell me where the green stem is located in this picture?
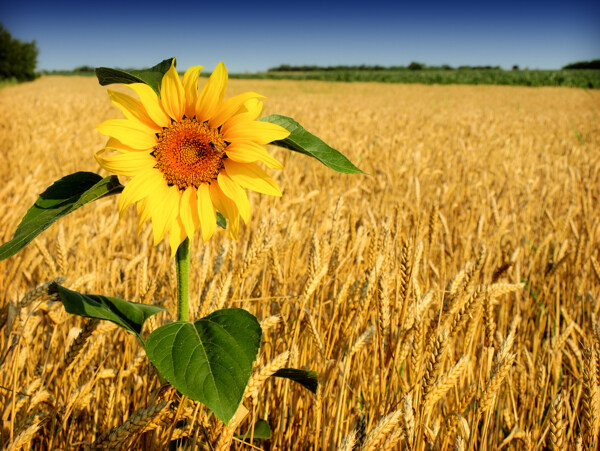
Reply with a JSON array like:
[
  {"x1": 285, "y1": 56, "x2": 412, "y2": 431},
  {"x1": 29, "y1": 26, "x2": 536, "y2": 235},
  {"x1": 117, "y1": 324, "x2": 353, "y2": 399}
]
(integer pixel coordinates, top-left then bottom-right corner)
[{"x1": 176, "y1": 238, "x2": 191, "y2": 322}]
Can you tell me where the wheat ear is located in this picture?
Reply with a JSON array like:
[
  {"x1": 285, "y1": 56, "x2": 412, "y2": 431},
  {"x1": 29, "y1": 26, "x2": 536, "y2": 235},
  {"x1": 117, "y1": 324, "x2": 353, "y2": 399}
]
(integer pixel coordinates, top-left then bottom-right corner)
[
  {"x1": 7, "y1": 413, "x2": 50, "y2": 450},
  {"x1": 582, "y1": 346, "x2": 599, "y2": 450},
  {"x1": 18, "y1": 277, "x2": 67, "y2": 308},
  {"x1": 362, "y1": 409, "x2": 403, "y2": 451},
  {"x1": 63, "y1": 318, "x2": 99, "y2": 369},
  {"x1": 93, "y1": 401, "x2": 172, "y2": 449},
  {"x1": 548, "y1": 392, "x2": 565, "y2": 451},
  {"x1": 338, "y1": 430, "x2": 357, "y2": 451}
]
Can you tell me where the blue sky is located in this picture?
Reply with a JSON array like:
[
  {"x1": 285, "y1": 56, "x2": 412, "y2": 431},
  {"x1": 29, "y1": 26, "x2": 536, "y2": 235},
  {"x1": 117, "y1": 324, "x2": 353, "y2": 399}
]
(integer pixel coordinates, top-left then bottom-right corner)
[{"x1": 2, "y1": 0, "x2": 599, "y2": 72}]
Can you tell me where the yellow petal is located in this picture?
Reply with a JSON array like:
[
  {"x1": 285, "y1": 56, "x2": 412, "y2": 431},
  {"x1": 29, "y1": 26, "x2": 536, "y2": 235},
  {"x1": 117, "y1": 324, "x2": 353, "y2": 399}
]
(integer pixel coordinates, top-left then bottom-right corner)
[
  {"x1": 209, "y1": 182, "x2": 240, "y2": 239},
  {"x1": 151, "y1": 184, "x2": 180, "y2": 246},
  {"x1": 241, "y1": 98, "x2": 264, "y2": 120},
  {"x1": 95, "y1": 148, "x2": 155, "y2": 176},
  {"x1": 96, "y1": 119, "x2": 157, "y2": 150},
  {"x1": 195, "y1": 62, "x2": 228, "y2": 122},
  {"x1": 128, "y1": 83, "x2": 171, "y2": 128},
  {"x1": 225, "y1": 140, "x2": 283, "y2": 169},
  {"x1": 217, "y1": 171, "x2": 250, "y2": 224},
  {"x1": 224, "y1": 160, "x2": 282, "y2": 196},
  {"x1": 136, "y1": 198, "x2": 151, "y2": 235},
  {"x1": 107, "y1": 90, "x2": 160, "y2": 131},
  {"x1": 118, "y1": 169, "x2": 163, "y2": 215},
  {"x1": 180, "y1": 186, "x2": 200, "y2": 239},
  {"x1": 169, "y1": 215, "x2": 188, "y2": 258},
  {"x1": 161, "y1": 60, "x2": 185, "y2": 121},
  {"x1": 223, "y1": 120, "x2": 290, "y2": 145},
  {"x1": 104, "y1": 137, "x2": 138, "y2": 153},
  {"x1": 209, "y1": 92, "x2": 264, "y2": 129},
  {"x1": 182, "y1": 65, "x2": 203, "y2": 117},
  {"x1": 197, "y1": 183, "x2": 216, "y2": 242},
  {"x1": 224, "y1": 98, "x2": 264, "y2": 128}
]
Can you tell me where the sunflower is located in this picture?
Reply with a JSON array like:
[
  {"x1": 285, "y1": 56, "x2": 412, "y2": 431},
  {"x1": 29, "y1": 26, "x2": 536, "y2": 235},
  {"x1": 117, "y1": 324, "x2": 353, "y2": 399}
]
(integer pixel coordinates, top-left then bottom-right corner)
[{"x1": 95, "y1": 61, "x2": 290, "y2": 256}]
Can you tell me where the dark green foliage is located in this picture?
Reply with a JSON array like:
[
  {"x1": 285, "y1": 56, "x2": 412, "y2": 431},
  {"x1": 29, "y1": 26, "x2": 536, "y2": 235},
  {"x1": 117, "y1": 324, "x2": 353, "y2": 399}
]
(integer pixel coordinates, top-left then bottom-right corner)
[
  {"x1": 562, "y1": 59, "x2": 600, "y2": 70},
  {"x1": 49, "y1": 283, "x2": 166, "y2": 339},
  {"x1": 95, "y1": 57, "x2": 175, "y2": 95},
  {"x1": 272, "y1": 368, "x2": 319, "y2": 393},
  {"x1": 0, "y1": 24, "x2": 38, "y2": 81},
  {"x1": 73, "y1": 65, "x2": 95, "y2": 73},
  {"x1": 261, "y1": 114, "x2": 363, "y2": 174},
  {"x1": 408, "y1": 61, "x2": 425, "y2": 70},
  {"x1": 145, "y1": 310, "x2": 262, "y2": 423},
  {"x1": 0, "y1": 172, "x2": 123, "y2": 261},
  {"x1": 234, "y1": 67, "x2": 600, "y2": 89}
]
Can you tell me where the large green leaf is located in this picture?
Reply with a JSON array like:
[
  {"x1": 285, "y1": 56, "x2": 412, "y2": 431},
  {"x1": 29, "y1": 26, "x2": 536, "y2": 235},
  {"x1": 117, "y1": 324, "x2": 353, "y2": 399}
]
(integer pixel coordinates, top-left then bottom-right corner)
[
  {"x1": 95, "y1": 58, "x2": 175, "y2": 95},
  {"x1": 145, "y1": 309, "x2": 261, "y2": 423},
  {"x1": 0, "y1": 172, "x2": 123, "y2": 261},
  {"x1": 260, "y1": 114, "x2": 363, "y2": 174},
  {"x1": 273, "y1": 368, "x2": 319, "y2": 393},
  {"x1": 49, "y1": 283, "x2": 166, "y2": 339}
]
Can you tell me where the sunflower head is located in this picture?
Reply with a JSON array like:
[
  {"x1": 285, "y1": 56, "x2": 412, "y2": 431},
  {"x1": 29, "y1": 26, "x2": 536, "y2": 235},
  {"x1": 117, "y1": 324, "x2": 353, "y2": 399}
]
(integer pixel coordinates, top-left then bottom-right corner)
[{"x1": 95, "y1": 60, "x2": 290, "y2": 256}]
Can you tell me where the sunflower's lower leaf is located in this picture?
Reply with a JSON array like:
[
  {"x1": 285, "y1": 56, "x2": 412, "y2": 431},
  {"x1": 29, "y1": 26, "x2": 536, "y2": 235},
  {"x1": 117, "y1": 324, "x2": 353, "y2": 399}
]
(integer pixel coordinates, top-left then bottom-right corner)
[
  {"x1": 235, "y1": 419, "x2": 272, "y2": 441},
  {"x1": 273, "y1": 368, "x2": 319, "y2": 393},
  {"x1": 0, "y1": 172, "x2": 123, "y2": 261},
  {"x1": 145, "y1": 309, "x2": 261, "y2": 423},
  {"x1": 49, "y1": 283, "x2": 166, "y2": 339},
  {"x1": 260, "y1": 114, "x2": 364, "y2": 174},
  {"x1": 96, "y1": 58, "x2": 175, "y2": 95}
]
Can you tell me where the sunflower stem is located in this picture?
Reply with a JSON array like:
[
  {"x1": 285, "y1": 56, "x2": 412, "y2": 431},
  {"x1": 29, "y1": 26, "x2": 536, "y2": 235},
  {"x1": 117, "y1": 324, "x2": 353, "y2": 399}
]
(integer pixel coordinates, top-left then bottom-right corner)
[{"x1": 176, "y1": 238, "x2": 191, "y2": 322}]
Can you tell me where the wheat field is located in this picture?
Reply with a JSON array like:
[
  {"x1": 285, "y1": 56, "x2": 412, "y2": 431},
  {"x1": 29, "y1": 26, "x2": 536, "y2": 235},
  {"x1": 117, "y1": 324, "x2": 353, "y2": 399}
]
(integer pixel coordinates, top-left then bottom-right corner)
[{"x1": 0, "y1": 76, "x2": 599, "y2": 450}]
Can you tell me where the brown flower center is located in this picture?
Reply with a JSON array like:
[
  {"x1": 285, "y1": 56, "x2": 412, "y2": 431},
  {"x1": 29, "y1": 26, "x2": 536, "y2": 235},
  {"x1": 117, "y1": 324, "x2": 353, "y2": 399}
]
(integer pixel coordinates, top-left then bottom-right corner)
[{"x1": 153, "y1": 118, "x2": 227, "y2": 189}]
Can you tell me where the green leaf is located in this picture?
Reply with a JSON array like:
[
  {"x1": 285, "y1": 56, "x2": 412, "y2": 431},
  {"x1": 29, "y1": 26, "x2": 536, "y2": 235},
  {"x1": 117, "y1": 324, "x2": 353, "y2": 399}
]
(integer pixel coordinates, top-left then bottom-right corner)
[
  {"x1": 235, "y1": 419, "x2": 271, "y2": 441},
  {"x1": 95, "y1": 58, "x2": 175, "y2": 95},
  {"x1": 216, "y1": 212, "x2": 227, "y2": 229},
  {"x1": 145, "y1": 309, "x2": 261, "y2": 423},
  {"x1": 49, "y1": 283, "x2": 166, "y2": 338},
  {"x1": 260, "y1": 114, "x2": 364, "y2": 174},
  {"x1": 0, "y1": 172, "x2": 123, "y2": 261},
  {"x1": 273, "y1": 368, "x2": 319, "y2": 394}
]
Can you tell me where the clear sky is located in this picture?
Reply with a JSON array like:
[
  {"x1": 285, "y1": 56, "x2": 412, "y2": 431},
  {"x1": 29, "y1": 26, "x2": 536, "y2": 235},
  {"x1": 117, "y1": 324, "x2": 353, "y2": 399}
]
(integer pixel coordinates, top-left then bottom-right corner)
[{"x1": 2, "y1": 0, "x2": 599, "y2": 72}]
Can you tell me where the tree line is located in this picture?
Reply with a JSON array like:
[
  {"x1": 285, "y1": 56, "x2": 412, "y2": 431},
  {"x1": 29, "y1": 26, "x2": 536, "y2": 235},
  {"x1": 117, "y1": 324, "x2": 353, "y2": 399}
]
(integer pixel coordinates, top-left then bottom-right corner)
[
  {"x1": 0, "y1": 24, "x2": 38, "y2": 81},
  {"x1": 268, "y1": 61, "x2": 600, "y2": 72}
]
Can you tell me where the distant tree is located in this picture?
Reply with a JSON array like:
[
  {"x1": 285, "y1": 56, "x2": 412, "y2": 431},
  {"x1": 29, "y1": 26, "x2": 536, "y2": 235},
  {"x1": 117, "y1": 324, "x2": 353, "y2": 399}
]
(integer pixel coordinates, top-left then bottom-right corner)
[
  {"x1": 408, "y1": 62, "x2": 425, "y2": 71},
  {"x1": 562, "y1": 59, "x2": 600, "y2": 70},
  {"x1": 512, "y1": 65, "x2": 520, "y2": 71},
  {"x1": 74, "y1": 65, "x2": 95, "y2": 73},
  {"x1": 0, "y1": 24, "x2": 38, "y2": 81}
]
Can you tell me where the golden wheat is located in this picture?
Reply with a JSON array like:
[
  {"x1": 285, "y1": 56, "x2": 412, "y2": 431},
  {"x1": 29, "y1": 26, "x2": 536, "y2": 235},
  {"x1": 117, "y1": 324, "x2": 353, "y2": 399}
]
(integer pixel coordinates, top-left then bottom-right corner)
[{"x1": 0, "y1": 76, "x2": 598, "y2": 449}]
